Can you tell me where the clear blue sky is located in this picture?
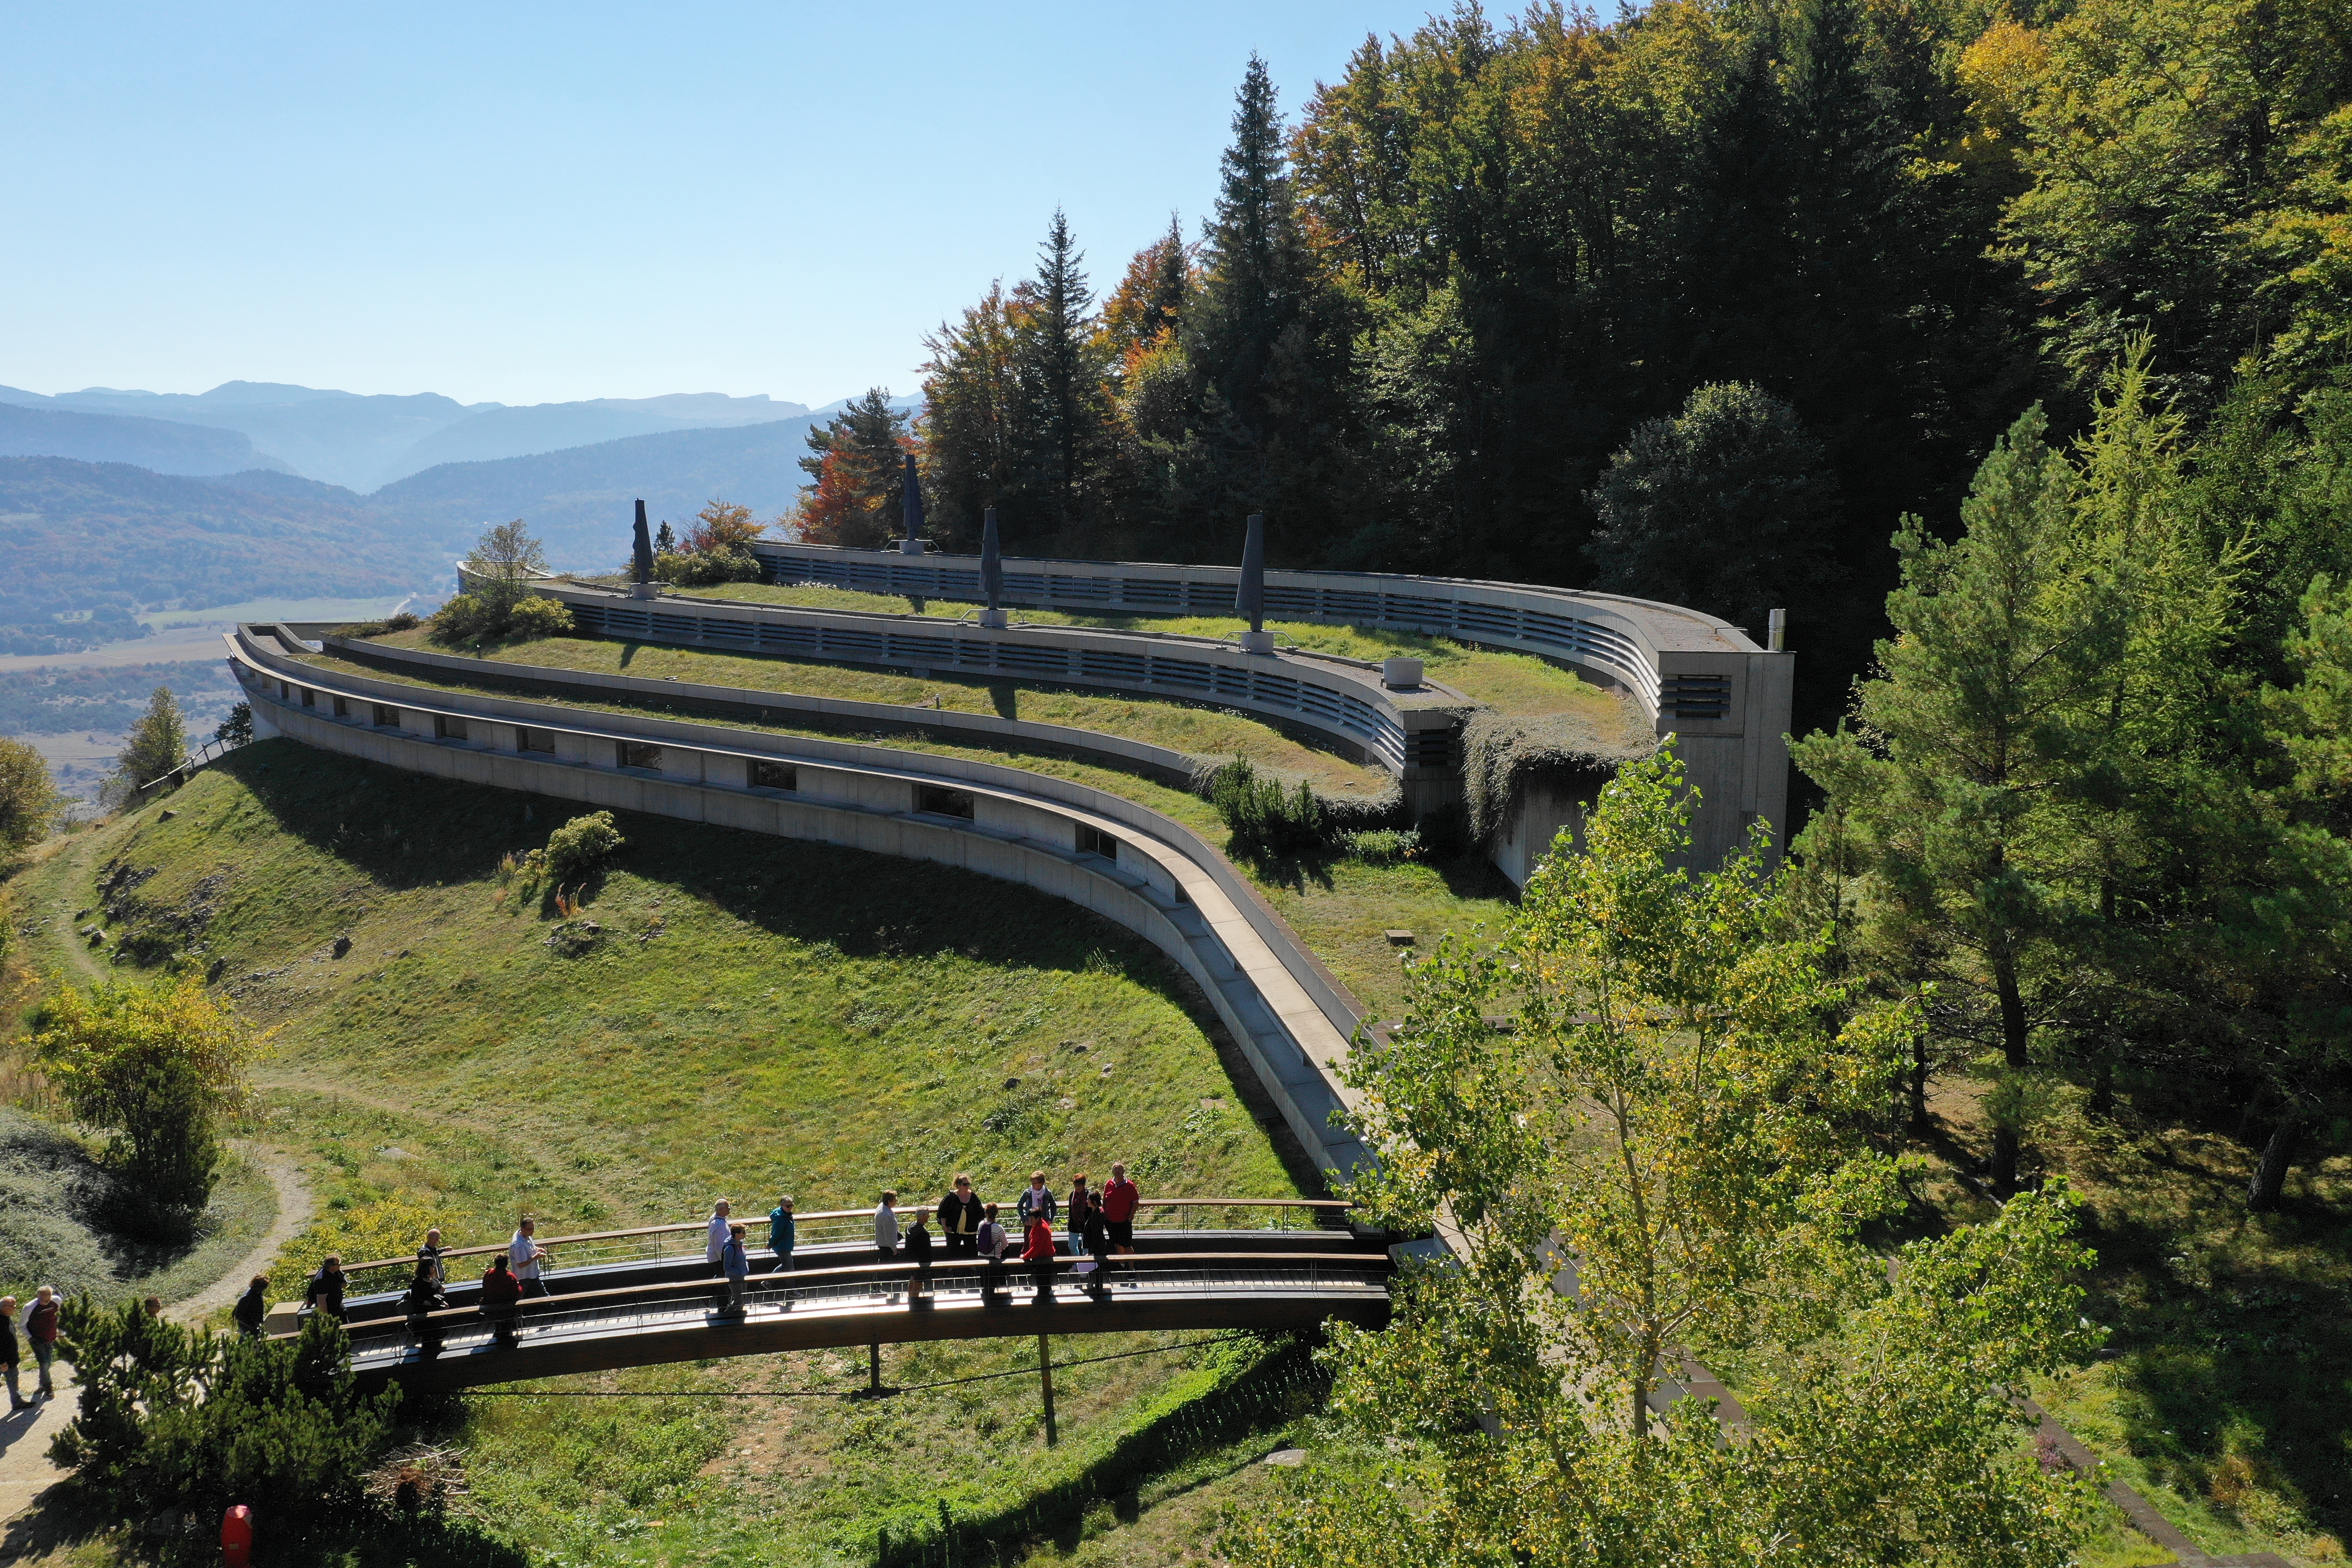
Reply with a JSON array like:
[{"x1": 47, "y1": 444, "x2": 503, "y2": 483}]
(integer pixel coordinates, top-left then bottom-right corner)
[{"x1": 2, "y1": 3, "x2": 1449, "y2": 408}]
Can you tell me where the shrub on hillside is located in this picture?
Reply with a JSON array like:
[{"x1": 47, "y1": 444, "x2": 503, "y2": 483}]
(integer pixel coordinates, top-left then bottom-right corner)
[
  {"x1": 504, "y1": 594, "x2": 576, "y2": 638},
  {"x1": 1345, "y1": 827, "x2": 1422, "y2": 866},
  {"x1": 31, "y1": 975, "x2": 260, "y2": 1240},
  {"x1": 545, "y1": 810, "x2": 625, "y2": 882},
  {"x1": 51, "y1": 1301, "x2": 399, "y2": 1531},
  {"x1": 384, "y1": 609, "x2": 420, "y2": 631},
  {"x1": 430, "y1": 589, "x2": 573, "y2": 644},
  {"x1": 653, "y1": 548, "x2": 763, "y2": 587},
  {"x1": 0, "y1": 735, "x2": 63, "y2": 862},
  {"x1": 214, "y1": 701, "x2": 254, "y2": 749},
  {"x1": 1208, "y1": 760, "x2": 1332, "y2": 863}
]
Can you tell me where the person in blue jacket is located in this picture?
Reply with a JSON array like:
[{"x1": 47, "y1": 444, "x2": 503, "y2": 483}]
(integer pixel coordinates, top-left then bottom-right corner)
[
  {"x1": 768, "y1": 1196, "x2": 796, "y2": 1272},
  {"x1": 720, "y1": 1223, "x2": 751, "y2": 1316}
]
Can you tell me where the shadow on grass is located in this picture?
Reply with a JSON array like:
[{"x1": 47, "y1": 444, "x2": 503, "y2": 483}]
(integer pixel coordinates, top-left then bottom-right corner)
[
  {"x1": 2068, "y1": 1125, "x2": 2352, "y2": 1544},
  {"x1": 207, "y1": 741, "x2": 1204, "y2": 996},
  {"x1": 0, "y1": 1492, "x2": 524, "y2": 1568}
]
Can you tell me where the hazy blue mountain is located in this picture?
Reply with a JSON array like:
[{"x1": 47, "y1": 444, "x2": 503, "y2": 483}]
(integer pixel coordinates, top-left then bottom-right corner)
[
  {"x1": 0, "y1": 401, "x2": 286, "y2": 476},
  {"x1": 0, "y1": 381, "x2": 481, "y2": 490},
  {"x1": 375, "y1": 392, "x2": 812, "y2": 484},
  {"x1": 370, "y1": 416, "x2": 827, "y2": 567},
  {"x1": 0, "y1": 381, "x2": 830, "y2": 491},
  {"x1": 0, "y1": 456, "x2": 446, "y2": 655}
]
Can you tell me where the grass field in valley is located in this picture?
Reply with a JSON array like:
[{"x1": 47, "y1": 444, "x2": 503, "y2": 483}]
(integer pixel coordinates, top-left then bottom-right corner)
[{"x1": 2, "y1": 743, "x2": 1332, "y2": 1564}]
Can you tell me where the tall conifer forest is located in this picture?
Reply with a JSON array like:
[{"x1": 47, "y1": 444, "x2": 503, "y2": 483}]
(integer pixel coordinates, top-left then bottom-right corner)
[{"x1": 855, "y1": 0, "x2": 2352, "y2": 1228}]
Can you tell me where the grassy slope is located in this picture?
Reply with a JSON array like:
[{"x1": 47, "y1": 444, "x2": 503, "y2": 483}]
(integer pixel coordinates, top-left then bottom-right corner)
[
  {"x1": 5, "y1": 743, "x2": 1322, "y2": 1565},
  {"x1": 1905, "y1": 1079, "x2": 2352, "y2": 1564},
  {"x1": 300, "y1": 639, "x2": 1522, "y2": 1020},
  {"x1": 355, "y1": 626, "x2": 1395, "y2": 798}
]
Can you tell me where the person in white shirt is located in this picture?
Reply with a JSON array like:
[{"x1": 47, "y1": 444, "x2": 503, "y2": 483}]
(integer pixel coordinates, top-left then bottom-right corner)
[
  {"x1": 706, "y1": 1200, "x2": 733, "y2": 1274},
  {"x1": 874, "y1": 1190, "x2": 901, "y2": 1260},
  {"x1": 508, "y1": 1217, "x2": 551, "y2": 1298}
]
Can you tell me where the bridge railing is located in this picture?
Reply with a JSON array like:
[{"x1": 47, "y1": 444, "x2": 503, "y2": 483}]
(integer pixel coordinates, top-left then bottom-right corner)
[
  {"x1": 335, "y1": 1199, "x2": 1357, "y2": 1296},
  {"x1": 336, "y1": 1249, "x2": 1391, "y2": 1360}
]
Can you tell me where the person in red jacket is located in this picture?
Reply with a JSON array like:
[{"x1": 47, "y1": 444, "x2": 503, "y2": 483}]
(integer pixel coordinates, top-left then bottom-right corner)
[
  {"x1": 1102, "y1": 1162, "x2": 1140, "y2": 1257},
  {"x1": 1022, "y1": 1213, "x2": 1057, "y2": 1299},
  {"x1": 478, "y1": 1254, "x2": 524, "y2": 1348}
]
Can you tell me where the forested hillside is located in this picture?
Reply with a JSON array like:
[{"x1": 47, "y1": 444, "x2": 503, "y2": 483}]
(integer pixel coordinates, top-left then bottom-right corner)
[
  {"x1": 866, "y1": 0, "x2": 2352, "y2": 741},
  {"x1": 0, "y1": 458, "x2": 444, "y2": 655},
  {"x1": 370, "y1": 414, "x2": 827, "y2": 568}
]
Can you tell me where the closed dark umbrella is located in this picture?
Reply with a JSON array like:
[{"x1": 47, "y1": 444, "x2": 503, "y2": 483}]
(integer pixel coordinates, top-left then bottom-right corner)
[
  {"x1": 1238, "y1": 512, "x2": 1266, "y2": 634},
  {"x1": 631, "y1": 499, "x2": 654, "y2": 585},
  {"x1": 981, "y1": 505, "x2": 1004, "y2": 614},
  {"x1": 901, "y1": 453, "x2": 925, "y2": 545}
]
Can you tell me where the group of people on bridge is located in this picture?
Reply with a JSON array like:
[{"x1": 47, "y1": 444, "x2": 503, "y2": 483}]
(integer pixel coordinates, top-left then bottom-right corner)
[
  {"x1": 712, "y1": 1164, "x2": 1144, "y2": 1315},
  {"x1": 267, "y1": 1163, "x2": 1147, "y2": 1350}
]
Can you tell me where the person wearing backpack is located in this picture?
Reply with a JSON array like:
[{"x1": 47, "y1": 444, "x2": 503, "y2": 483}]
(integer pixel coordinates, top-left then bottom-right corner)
[
  {"x1": 767, "y1": 1196, "x2": 796, "y2": 1272},
  {"x1": 720, "y1": 1223, "x2": 752, "y2": 1316}
]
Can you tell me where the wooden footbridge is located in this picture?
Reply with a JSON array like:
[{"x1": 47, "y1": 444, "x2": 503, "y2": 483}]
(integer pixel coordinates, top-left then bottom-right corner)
[{"x1": 294, "y1": 1201, "x2": 1394, "y2": 1395}]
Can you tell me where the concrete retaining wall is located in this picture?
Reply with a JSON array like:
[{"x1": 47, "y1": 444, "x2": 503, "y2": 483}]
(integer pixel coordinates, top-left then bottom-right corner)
[{"x1": 229, "y1": 629, "x2": 1374, "y2": 1180}]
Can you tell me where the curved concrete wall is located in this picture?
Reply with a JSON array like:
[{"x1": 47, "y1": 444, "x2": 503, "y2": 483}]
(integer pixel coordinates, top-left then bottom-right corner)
[
  {"x1": 227, "y1": 628, "x2": 1373, "y2": 1180},
  {"x1": 310, "y1": 631, "x2": 1213, "y2": 793},
  {"x1": 747, "y1": 542, "x2": 1795, "y2": 868},
  {"x1": 529, "y1": 581, "x2": 1465, "y2": 792}
]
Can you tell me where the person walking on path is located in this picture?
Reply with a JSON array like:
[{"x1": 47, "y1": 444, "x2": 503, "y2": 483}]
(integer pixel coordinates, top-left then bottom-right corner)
[
  {"x1": 976, "y1": 1204, "x2": 1010, "y2": 1305},
  {"x1": 1066, "y1": 1174, "x2": 1099, "y2": 1258},
  {"x1": 510, "y1": 1217, "x2": 552, "y2": 1298},
  {"x1": 938, "y1": 1175, "x2": 983, "y2": 1259},
  {"x1": 418, "y1": 1227, "x2": 448, "y2": 1292},
  {"x1": 1103, "y1": 1163, "x2": 1139, "y2": 1257},
  {"x1": 303, "y1": 1256, "x2": 346, "y2": 1319},
  {"x1": 874, "y1": 1190, "x2": 902, "y2": 1262},
  {"x1": 720, "y1": 1222, "x2": 752, "y2": 1316},
  {"x1": 1017, "y1": 1170, "x2": 1057, "y2": 1231},
  {"x1": 25, "y1": 1287, "x2": 57, "y2": 1400},
  {"x1": 1022, "y1": 1212, "x2": 1058, "y2": 1299},
  {"x1": 231, "y1": 1276, "x2": 270, "y2": 1338},
  {"x1": 479, "y1": 1254, "x2": 524, "y2": 1348},
  {"x1": 767, "y1": 1196, "x2": 796, "y2": 1272},
  {"x1": 1, "y1": 1295, "x2": 24, "y2": 1412},
  {"x1": 706, "y1": 1199, "x2": 734, "y2": 1273}
]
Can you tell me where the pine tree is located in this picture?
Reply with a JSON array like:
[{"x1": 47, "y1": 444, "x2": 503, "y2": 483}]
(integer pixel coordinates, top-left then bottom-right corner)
[
  {"x1": 1792, "y1": 410, "x2": 2122, "y2": 1192},
  {"x1": 1189, "y1": 55, "x2": 1315, "y2": 436},
  {"x1": 1010, "y1": 209, "x2": 1111, "y2": 541},
  {"x1": 796, "y1": 389, "x2": 910, "y2": 547}
]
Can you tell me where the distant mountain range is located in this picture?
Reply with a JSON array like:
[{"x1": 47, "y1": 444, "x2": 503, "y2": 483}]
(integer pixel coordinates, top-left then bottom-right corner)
[
  {"x1": 0, "y1": 380, "x2": 922, "y2": 649},
  {"x1": 0, "y1": 381, "x2": 820, "y2": 491},
  {"x1": 0, "y1": 456, "x2": 445, "y2": 657}
]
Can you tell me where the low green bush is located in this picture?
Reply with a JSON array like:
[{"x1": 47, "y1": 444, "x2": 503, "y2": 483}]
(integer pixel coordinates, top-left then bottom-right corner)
[
  {"x1": 1208, "y1": 759, "x2": 1331, "y2": 863},
  {"x1": 384, "y1": 610, "x2": 420, "y2": 631},
  {"x1": 504, "y1": 595, "x2": 576, "y2": 638},
  {"x1": 545, "y1": 810, "x2": 625, "y2": 881},
  {"x1": 428, "y1": 591, "x2": 573, "y2": 645},
  {"x1": 654, "y1": 548, "x2": 763, "y2": 587},
  {"x1": 1344, "y1": 827, "x2": 1422, "y2": 866}
]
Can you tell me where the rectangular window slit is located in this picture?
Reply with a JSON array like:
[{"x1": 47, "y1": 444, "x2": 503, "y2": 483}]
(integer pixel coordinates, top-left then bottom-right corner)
[
  {"x1": 371, "y1": 704, "x2": 399, "y2": 728},
  {"x1": 915, "y1": 784, "x2": 975, "y2": 820},
  {"x1": 1076, "y1": 824, "x2": 1118, "y2": 861},
  {"x1": 517, "y1": 727, "x2": 555, "y2": 754},
  {"x1": 619, "y1": 741, "x2": 663, "y2": 770},
  {"x1": 751, "y1": 759, "x2": 797, "y2": 791}
]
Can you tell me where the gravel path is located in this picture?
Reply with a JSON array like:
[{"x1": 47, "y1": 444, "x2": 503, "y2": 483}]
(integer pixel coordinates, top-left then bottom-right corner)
[{"x1": 0, "y1": 1146, "x2": 310, "y2": 1534}]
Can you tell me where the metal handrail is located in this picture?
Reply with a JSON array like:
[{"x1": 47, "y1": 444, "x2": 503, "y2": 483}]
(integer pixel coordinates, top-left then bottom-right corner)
[
  {"x1": 331, "y1": 1250, "x2": 1391, "y2": 1353},
  {"x1": 331, "y1": 1198, "x2": 1355, "y2": 1283}
]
